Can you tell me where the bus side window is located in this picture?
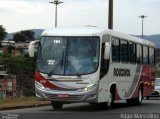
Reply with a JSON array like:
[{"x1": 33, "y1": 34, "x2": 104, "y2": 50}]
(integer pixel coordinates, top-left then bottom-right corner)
[
  {"x1": 149, "y1": 47, "x2": 155, "y2": 65},
  {"x1": 136, "y1": 44, "x2": 143, "y2": 64},
  {"x1": 112, "y1": 37, "x2": 120, "y2": 62},
  {"x1": 143, "y1": 45, "x2": 149, "y2": 64},
  {"x1": 120, "y1": 40, "x2": 128, "y2": 62},
  {"x1": 128, "y1": 42, "x2": 136, "y2": 63},
  {"x1": 100, "y1": 43, "x2": 109, "y2": 78}
]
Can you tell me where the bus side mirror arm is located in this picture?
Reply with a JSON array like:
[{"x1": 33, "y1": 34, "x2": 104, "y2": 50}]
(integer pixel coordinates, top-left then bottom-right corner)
[
  {"x1": 104, "y1": 42, "x2": 110, "y2": 60},
  {"x1": 28, "y1": 40, "x2": 39, "y2": 57}
]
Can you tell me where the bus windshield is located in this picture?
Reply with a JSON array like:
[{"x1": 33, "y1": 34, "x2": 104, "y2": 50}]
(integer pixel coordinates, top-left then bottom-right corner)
[{"x1": 37, "y1": 36, "x2": 100, "y2": 76}]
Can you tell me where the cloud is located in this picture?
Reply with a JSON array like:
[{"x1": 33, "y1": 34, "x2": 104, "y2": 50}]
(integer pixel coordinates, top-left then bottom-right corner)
[
  {"x1": 0, "y1": 0, "x2": 53, "y2": 32},
  {"x1": 0, "y1": 0, "x2": 108, "y2": 32},
  {"x1": 57, "y1": 0, "x2": 108, "y2": 27},
  {"x1": 0, "y1": 0, "x2": 46, "y2": 14},
  {"x1": 0, "y1": 0, "x2": 160, "y2": 35}
]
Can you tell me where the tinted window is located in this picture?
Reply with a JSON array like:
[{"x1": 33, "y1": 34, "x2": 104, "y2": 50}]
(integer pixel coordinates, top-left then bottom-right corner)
[
  {"x1": 149, "y1": 47, "x2": 155, "y2": 65},
  {"x1": 128, "y1": 42, "x2": 136, "y2": 63},
  {"x1": 120, "y1": 40, "x2": 128, "y2": 62},
  {"x1": 112, "y1": 37, "x2": 120, "y2": 62},
  {"x1": 137, "y1": 44, "x2": 143, "y2": 63},
  {"x1": 143, "y1": 46, "x2": 149, "y2": 64}
]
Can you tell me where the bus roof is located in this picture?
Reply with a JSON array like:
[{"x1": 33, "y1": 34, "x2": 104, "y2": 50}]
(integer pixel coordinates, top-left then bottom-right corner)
[
  {"x1": 42, "y1": 26, "x2": 105, "y2": 36},
  {"x1": 41, "y1": 26, "x2": 155, "y2": 47}
]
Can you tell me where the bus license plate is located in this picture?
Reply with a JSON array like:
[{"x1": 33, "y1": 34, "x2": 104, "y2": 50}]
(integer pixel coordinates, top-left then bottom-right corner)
[{"x1": 58, "y1": 94, "x2": 69, "y2": 98}]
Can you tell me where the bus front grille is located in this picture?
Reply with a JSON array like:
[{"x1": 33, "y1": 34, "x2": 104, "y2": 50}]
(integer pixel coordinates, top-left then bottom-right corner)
[{"x1": 44, "y1": 93, "x2": 84, "y2": 101}]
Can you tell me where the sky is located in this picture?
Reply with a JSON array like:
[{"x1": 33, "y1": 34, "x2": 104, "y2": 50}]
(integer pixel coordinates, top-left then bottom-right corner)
[{"x1": 0, "y1": 0, "x2": 160, "y2": 35}]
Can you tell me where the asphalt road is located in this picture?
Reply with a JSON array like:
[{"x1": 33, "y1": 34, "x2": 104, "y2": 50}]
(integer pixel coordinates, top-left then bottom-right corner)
[{"x1": 0, "y1": 97, "x2": 160, "y2": 119}]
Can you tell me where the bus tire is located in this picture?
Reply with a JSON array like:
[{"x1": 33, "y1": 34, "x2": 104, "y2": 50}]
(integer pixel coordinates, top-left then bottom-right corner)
[
  {"x1": 134, "y1": 88, "x2": 143, "y2": 105},
  {"x1": 107, "y1": 91, "x2": 114, "y2": 108},
  {"x1": 126, "y1": 98, "x2": 133, "y2": 105},
  {"x1": 51, "y1": 101, "x2": 63, "y2": 110},
  {"x1": 126, "y1": 88, "x2": 143, "y2": 105},
  {"x1": 101, "y1": 88, "x2": 115, "y2": 109},
  {"x1": 89, "y1": 102, "x2": 96, "y2": 105}
]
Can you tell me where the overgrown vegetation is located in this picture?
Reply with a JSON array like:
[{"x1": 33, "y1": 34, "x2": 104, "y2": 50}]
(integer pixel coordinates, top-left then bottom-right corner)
[
  {"x1": 0, "y1": 25, "x2": 6, "y2": 41},
  {"x1": 156, "y1": 70, "x2": 160, "y2": 78},
  {"x1": 0, "y1": 96, "x2": 49, "y2": 108},
  {"x1": 1, "y1": 53, "x2": 35, "y2": 96},
  {"x1": 13, "y1": 30, "x2": 35, "y2": 42}
]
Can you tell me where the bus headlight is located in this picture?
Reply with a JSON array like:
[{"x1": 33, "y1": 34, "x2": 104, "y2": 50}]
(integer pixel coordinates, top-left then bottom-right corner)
[
  {"x1": 83, "y1": 83, "x2": 98, "y2": 92},
  {"x1": 35, "y1": 81, "x2": 45, "y2": 90}
]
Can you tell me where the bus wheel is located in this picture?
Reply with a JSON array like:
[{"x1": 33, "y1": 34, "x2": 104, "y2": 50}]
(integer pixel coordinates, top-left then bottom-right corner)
[
  {"x1": 126, "y1": 88, "x2": 142, "y2": 105},
  {"x1": 107, "y1": 91, "x2": 114, "y2": 108},
  {"x1": 89, "y1": 102, "x2": 96, "y2": 105},
  {"x1": 101, "y1": 91, "x2": 114, "y2": 109},
  {"x1": 51, "y1": 101, "x2": 63, "y2": 110},
  {"x1": 135, "y1": 88, "x2": 143, "y2": 105}
]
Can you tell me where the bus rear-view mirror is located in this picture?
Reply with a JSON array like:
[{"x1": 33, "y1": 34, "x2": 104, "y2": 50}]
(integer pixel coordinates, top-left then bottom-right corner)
[{"x1": 28, "y1": 40, "x2": 39, "y2": 57}]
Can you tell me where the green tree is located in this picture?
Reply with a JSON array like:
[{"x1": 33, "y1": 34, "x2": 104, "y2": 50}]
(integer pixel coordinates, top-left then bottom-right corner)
[
  {"x1": 13, "y1": 30, "x2": 35, "y2": 43},
  {"x1": 13, "y1": 32, "x2": 26, "y2": 42},
  {"x1": 7, "y1": 45, "x2": 15, "y2": 54},
  {"x1": 156, "y1": 70, "x2": 160, "y2": 77},
  {"x1": 21, "y1": 30, "x2": 35, "y2": 41},
  {"x1": 1, "y1": 54, "x2": 35, "y2": 96},
  {"x1": 0, "y1": 25, "x2": 7, "y2": 41}
]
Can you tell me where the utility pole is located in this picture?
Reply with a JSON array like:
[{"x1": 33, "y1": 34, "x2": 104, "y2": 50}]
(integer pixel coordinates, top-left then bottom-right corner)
[
  {"x1": 108, "y1": 0, "x2": 113, "y2": 29},
  {"x1": 139, "y1": 15, "x2": 147, "y2": 39},
  {"x1": 49, "y1": 0, "x2": 63, "y2": 28}
]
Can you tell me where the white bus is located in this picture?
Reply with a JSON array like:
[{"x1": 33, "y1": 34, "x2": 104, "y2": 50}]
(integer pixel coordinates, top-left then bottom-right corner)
[{"x1": 29, "y1": 26, "x2": 156, "y2": 110}]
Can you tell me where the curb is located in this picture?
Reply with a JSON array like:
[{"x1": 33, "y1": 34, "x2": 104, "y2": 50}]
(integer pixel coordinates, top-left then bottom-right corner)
[{"x1": 0, "y1": 103, "x2": 51, "y2": 111}]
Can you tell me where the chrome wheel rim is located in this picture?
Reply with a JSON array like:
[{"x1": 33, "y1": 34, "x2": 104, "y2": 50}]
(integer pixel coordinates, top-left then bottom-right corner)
[{"x1": 139, "y1": 90, "x2": 142, "y2": 102}]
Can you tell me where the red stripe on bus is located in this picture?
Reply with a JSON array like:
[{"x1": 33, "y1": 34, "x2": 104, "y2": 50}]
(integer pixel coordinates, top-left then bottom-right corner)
[{"x1": 35, "y1": 70, "x2": 63, "y2": 89}]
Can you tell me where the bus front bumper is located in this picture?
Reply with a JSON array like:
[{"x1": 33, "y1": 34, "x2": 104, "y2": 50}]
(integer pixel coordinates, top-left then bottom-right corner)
[{"x1": 35, "y1": 82, "x2": 98, "y2": 103}]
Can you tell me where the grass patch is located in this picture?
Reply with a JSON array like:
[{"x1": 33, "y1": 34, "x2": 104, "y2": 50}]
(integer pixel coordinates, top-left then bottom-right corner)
[{"x1": 0, "y1": 96, "x2": 50, "y2": 108}]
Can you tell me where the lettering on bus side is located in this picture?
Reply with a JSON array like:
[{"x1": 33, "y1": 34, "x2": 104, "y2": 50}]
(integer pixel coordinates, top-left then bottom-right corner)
[{"x1": 114, "y1": 68, "x2": 130, "y2": 77}]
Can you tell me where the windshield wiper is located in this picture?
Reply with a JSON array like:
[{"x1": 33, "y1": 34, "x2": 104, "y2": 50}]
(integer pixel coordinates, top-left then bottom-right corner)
[{"x1": 67, "y1": 60, "x2": 81, "y2": 78}]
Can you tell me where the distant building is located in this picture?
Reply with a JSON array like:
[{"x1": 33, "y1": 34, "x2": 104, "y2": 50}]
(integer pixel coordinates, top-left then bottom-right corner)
[
  {"x1": 12, "y1": 49, "x2": 21, "y2": 56},
  {"x1": 0, "y1": 47, "x2": 8, "y2": 54},
  {"x1": 14, "y1": 43, "x2": 29, "y2": 55},
  {"x1": 14, "y1": 43, "x2": 29, "y2": 49},
  {"x1": 0, "y1": 41, "x2": 30, "y2": 55},
  {"x1": 0, "y1": 65, "x2": 7, "y2": 74},
  {"x1": 0, "y1": 65, "x2": 16, "y2": 99},
  {"x1": 1, "y1": 40, "x2": 15, "y2": 46}
]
